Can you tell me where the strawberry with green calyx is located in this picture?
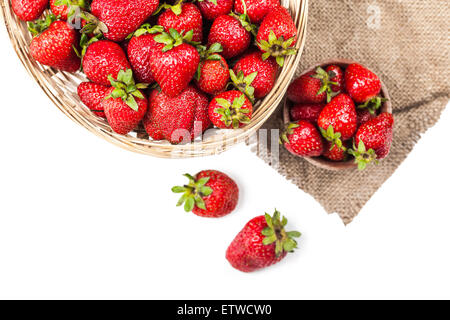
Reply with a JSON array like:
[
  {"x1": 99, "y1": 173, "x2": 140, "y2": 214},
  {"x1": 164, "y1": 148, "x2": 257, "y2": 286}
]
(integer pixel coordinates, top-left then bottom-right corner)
[
  {"x1": 86, "y1": 0, "x2": 159, "y2": 42},
  {"x1": 194, "y1": 43, "x2": 230, "y2": 95},
  {"x1": 28, "y1": 15, "x2": 82, "y2": 73},
  {"x1": 229, "y1": 9, "x2": 258, "y2": 37},
  {"x1": 76, "y1": 32, "x2": 104, "y2": 63},
  {"x1": 196, "y1": 42, "x2": 224, "y2": 74},
  {"x1": 127, "y1": 24, "x2": 164, "y2": 84},
  {"x1": 317, "y1": 93, "x2": 357, "y2": 141},
  {"x1": 323, "y1": 140, "x2": 348, "y2": 162},
  {"x1": 208, "y1": 91, "x2": 253, "y2": 129},
  {"x1": 79, "y1": 11, "x2": 109, "y2": 37},
  {"x1": 348, "y1": 141, "x2": 378, "y2": 171},
  {"x1": 310, "y1": 67, "x2": 341, "y2": 103},
  {"x1": 155, "y1": 0, "x2": 185, "y2": 16},
  {"x1": 256, "y1": 6, "x2": 297, "y2": 67},
  {"x1": 229, "y1": 0, "x2": 258, "y2": 35},
  {"x1": 197, "y1": 0, "x2": 233, "y2": 21},
  {"x1": 233, "y1": 50, "x2": 279, "y2": 100},
  {"x1": 172, "y1": 170, "x2": 239, "y2": 218},
  {"x1": 172, "y1": 174, "x2": 213, "y2": 212},
  {"x1": 286, "y1": 65, "x2": 343, "y2": 104},
  {"x1": 319, "y1": 125, "x2": 345, "y2": 153},
  {"x1": 229, "y1": 69, "x2": 258, "y2": 103},
  {"x1": 344, "y1": 63, "x2": 382, "y2": 104},
  {"x1": 287, "y1": 71, "x2": 328, "y2": 104},
  {"x1": 128, "y1": 23, "x2": 164, "y2": 39},
  {"x1": 50, "y1": 0, "x2": 86, "y2": 22},
  {"x1": 154, "y1": 28, "x2": 199, "y2": 52},
  {"x1": 150, "y1": 29, "x2": 200, "y2": 97},
  {"x1": 27, "y1": 13, "x2": 57, "y2": 36},
  {"x1": 234, "y1": 0, "x2": 280, "y2": 24},
  {"x1": 101, "y1": 69, "x2": 149, "y2": 135},
  {"x1": 207, "y1": 15, "x2": 251, "y2": 59},
  {"x1": 226, "y1": 210, "x2": 301, "y2": 272},
  {"x1": 258, "y1": 30, "x2": 296, "y2": 67},
  {"x1": 82, "y1": 40, "x2": 131, "y2": 86},
  {"x1": 77, "y1": 82, "x2": 110, "y2": 118},
  {"x1": 157, "y1": 2, "x2": 204, "y2": 43},
  {"x1": 106, "y1": 69, "x2": 149, "y2": 111},
  {"x1": 326, "y1": 64, "x2": 344, "y2": 93},
  {"x1": 350, "y1": 112, "x2": 394, "y2": 170},
  {"x1": 281, "y1": 121, "x2": 324, "y2": 157},
  {"x1": 357, "y1": 96, "x2": 389, "y2": 115}
]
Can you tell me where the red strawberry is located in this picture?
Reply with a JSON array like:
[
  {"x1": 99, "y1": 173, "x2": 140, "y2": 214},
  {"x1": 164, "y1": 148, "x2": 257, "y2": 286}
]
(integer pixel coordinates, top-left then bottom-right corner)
[
  {"x1": 318, "y1": 93, "x2": 357, "y2": 146},
  {"x1": 127, "y1": 24, "x2": 164, "y2": 84},
  {"x1": 281, "y1": 120, "x2": 323, "y2": 157},
  {"x1": 82, "y1": 40, "x2": 131, "y2": 86},
  {"x1": 256, "y1": 6, "x2": 297, "y2": 67},
  {"x1": 226, "y1": 210, "x2": 301, "y2": 272},
  {"x1": 234, "y1": 0, "x2": 280, "y2": 23},
  {"x1": 144, "y1": 87, "x2": 195, "y2": 143},
  {"x1": 77, "y1": 82, "x2": 109, "y2": 118},
  {"x1": 356, "y1": 108, "x2": 376, "y2": 127},
  {"x1": 326, "y1": 65, "x2": 344, "y2": 93},
  {"x1": 197, "y1": 0, "x2": 233, "y2": 20},
  {"x1": 323, "y1": 140, "x2": 349, "y2": 162},
  {"x1": 189, "y1": 87, "x2": 211, "y2": 140},
  {"x1": 144, "y1": 86, "x2": 210, "y2": 143},
  {"x1": 208, "y1": 91, "x2": 253, "y2": 129},
  {"x1": 287, "y1": 72, "x2": 324, "y2": 104},
  {"x1": 207, "y1": 15, "x2": 251, "y2": 59},
  {"x1": 158, "y1": 3, "x2": 203, "y2": 43},
  {"x1": 50, "y1": 0, "x2": 86, "y2": 22},
  {"x1": 195, "y1": 43, "x2": 230, "y2": 95},
  {"x1": 101, "y1": 69, "x2": 148, "y2": 135},
  {"x1": 232, "y1": 50, "x2": 279, "y2": 100},
  {"x1": 143, "y1": 91, "x2": 165, "y2": 141},
  {"x1": 344, "y1": 63, "x2": 382, "y2": 104},
  {"x1": 350, "y1": 112, "x2": 394, "y2": 170},
  {"x1": 172, "y1": 170, "x2": 239, "y2": 218},
  {"x1": 149, "y1": 29, "x2": 200, "y2": 97},
  {"x1": 12, "y1": 0, "x2": 48, "y2": 21},
  {"x1": 86, "y1": 0, "x2": 159, "y2": 42},
  {"x1": 290, "y1": 103, "x2": 325, "y2": 123},
  {"x1": 29, "y1": 16, "x2": 81, "y2": 72},
  {"x1": 287, "y1": 67, "x2": 341, "y2": 104}
]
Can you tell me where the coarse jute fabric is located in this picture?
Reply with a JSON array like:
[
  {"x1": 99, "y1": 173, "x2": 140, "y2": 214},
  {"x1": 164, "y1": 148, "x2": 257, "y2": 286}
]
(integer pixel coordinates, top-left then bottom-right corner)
[{"x1": 254, "y1": 0, "x2": 450, "y2": 224}]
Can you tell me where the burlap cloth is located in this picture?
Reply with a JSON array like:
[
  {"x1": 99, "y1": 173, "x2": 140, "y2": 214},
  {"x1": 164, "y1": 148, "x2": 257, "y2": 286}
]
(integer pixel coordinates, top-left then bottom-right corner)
[{"x1": 254, "y1": 0, "x2": 450, "y2": 224}]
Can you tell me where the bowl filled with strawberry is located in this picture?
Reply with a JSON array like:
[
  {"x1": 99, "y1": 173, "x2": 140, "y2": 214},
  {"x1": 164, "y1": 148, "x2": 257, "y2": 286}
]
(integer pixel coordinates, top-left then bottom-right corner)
[
  {"x1": 281, "y1": 59, "x2": 394, "y2": 171},
  {"x1": 2, "y1": 0, "x2": 308, "y2": 158}
]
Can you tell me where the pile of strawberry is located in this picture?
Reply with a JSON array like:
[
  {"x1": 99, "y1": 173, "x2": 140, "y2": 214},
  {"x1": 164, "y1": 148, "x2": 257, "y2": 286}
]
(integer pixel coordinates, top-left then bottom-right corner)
[
  {"x1": 282, "y1": 63, "x2": 395, "y2": 170},
  {"x1": 13, "y1": 0, "x2": 298, "y2": 144}
]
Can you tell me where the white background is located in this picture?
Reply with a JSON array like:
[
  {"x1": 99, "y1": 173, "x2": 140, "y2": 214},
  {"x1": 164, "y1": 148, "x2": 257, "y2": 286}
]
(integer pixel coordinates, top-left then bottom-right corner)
[{"x1": 1, "y1": 25, "x2": 449, "y2": 300}]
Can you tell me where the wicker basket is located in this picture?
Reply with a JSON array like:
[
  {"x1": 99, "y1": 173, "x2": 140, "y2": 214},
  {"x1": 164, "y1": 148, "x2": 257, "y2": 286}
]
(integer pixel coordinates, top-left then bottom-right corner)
[{"x1": 1, "y1": 0, "x2": 308, "y2": 158}]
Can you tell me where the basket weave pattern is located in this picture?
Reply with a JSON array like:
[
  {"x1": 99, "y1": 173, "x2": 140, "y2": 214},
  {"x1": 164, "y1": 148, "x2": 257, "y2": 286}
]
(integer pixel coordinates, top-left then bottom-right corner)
[{"x1": 1, "y1": 0, "x2": 308, "y2": 158}]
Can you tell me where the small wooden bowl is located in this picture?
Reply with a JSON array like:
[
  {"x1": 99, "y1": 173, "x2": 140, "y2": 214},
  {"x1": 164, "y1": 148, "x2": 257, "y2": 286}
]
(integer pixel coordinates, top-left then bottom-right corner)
[{"x1": 283, "y1": 59, "x2": 392, "y2": 171}]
